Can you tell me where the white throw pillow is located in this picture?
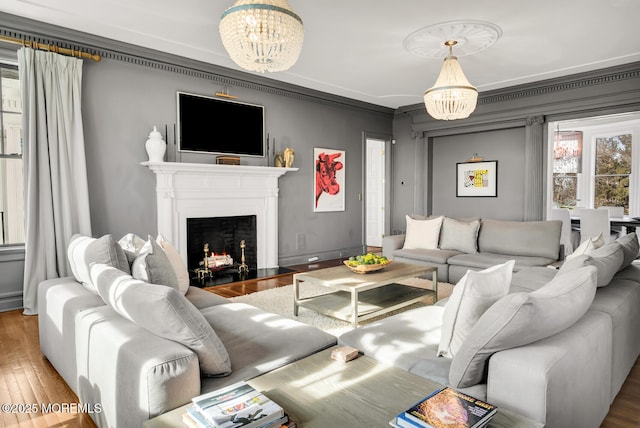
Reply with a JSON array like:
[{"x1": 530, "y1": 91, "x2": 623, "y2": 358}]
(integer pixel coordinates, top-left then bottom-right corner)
[
  {"x1": 118, "y1": 233, "x2": 146, "y2": 266},
  {"x1": 568, "y1": 233, "x2": 604, "y2": 260},
  {"x1": 157, "y1": 234, "x2": 190, "y2": 295},
  {"x1": 67, "y1": 234, "x2": 131, "y2": 294},
  {"x1": 131, "y1": 235, "x2": 180, "y2": 290},
  {"x1": 403, "y1": 215, "x2": 444, "y2": 250},
  {"x1": 437, "y1": 260, "x2": 516, "y2": 358}
]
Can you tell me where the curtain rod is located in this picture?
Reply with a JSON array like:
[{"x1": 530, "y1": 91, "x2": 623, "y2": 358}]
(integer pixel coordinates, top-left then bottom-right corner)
[{"x1": 0, "y1": 35, "x2": 101, "y2": 62}]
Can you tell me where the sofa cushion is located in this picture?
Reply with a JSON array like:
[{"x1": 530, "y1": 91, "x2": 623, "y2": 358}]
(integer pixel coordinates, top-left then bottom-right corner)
[
  {"x1": 90, "y1": 264, "x2": 231, "y2": 377},
  {"x1": 131, "y1": 236, "x2": 180, "y2": 290},
  {"x1": 477, "y1": 219, "x2": 561, "y2": 260},
  {"x1": 449, "y1": 265, "x2": 597, "y2": 388},
  {"x1": 338, "y1": 305, "x2": 445, "y2": 374},
  {"x1": 567, "y1": 233, "x2": 604, "y2": 260},
  {"x1": 439, "y1": 217, "x2": 480, "y2": 254},
  {"x1": 403, "y1": 215, "x2": 444, "y2": 250},
  {"x1": 157, "y1": 234, "x2": 190, "y2": 295},
  {"x1": 616, "y1": 233, "x2": 639, "y2": 271},
  {"x1": 118, "y1": 233, "x2": 146, "y2": 266},
  {"x1": 509, "y1": 267, "x2": 557, "y2": 293},
  {"x1": 392, "y1": 248, "x2": 462, "y2": 265},
  {"x1": 438, "y1": 260, "x2": 514, "y2": 358},
  {"x1": 447, "y1": 252, "x2": 555, "y2": 270},
  {"x1": 67, "y1": 234, "x2": 131, "y2": 293},
  {"x1": 559, "y1": 242, "x2": 623, "y2": 287}
]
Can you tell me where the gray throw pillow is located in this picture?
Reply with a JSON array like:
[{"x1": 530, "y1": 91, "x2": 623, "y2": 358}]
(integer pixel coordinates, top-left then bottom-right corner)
[
  {"x1": 439, "y1": 217, "x2": 480, "y2": 254},
  {"x1": 67, "y1": 234, "x2": 131, "y2": 293},
  {"x1": 131, "y1": 235, "x2": 180, "y2": 290},
  {"x1": 448, "y1": 265, "x2": 597, "y2": 388},
  {"x1": 616, "y1": 233, "x2": 639, "y2": 271},
  {"x1": 90, "y1": 264, "x2": 231, "y2": 377},
  {"x1": 559, "y1": 242, "x2": 623, "y2": 287}
]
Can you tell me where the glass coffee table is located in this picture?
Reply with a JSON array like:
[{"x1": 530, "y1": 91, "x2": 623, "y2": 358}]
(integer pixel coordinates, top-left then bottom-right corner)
[{"x1": 293, "y1": 261, "x2": 438, "y2": 327}]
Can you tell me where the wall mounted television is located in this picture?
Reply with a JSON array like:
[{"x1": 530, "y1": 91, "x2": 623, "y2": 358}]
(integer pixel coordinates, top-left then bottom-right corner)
[{"x1": 177, "y1": 91, "x2": 265, "y2": 157}]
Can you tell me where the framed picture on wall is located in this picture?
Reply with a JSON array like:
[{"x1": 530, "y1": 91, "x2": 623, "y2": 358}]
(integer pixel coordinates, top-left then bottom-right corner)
[
  {"x1": 456, "y1": 160, "x2": 498, "y2": 197},
  {"x1": 314, "y1": 148, "x2": 345, "y2": 212}
]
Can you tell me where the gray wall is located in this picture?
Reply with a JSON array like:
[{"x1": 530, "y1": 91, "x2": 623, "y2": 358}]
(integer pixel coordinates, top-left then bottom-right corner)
[{"x1": 430, "y1": 128, "x2": 526, "y2": 220}]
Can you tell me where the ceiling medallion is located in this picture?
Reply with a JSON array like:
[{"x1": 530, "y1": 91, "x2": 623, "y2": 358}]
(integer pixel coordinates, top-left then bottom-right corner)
[{"x1": 403, "y1": 20, "x2": 502, "y2": 59}]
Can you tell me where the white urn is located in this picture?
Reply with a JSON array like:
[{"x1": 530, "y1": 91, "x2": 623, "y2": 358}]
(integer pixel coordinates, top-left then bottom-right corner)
[{"x1": 145, "y1": 126, "x2": 166, "y2": 162}]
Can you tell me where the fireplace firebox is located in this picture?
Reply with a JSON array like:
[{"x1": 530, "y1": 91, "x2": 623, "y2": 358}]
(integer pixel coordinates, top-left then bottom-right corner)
[{"x1": 187, "y1": 216, "x2": 257, "y2": 285}]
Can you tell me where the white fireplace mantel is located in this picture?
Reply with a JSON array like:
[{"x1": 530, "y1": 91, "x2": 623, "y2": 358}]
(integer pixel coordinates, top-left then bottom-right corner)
[{"x1": 142, "y1": 161, "x2": 297, "y2": 269}]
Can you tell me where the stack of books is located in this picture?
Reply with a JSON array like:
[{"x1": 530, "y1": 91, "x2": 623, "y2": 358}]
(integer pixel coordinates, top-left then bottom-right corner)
[
  {"x1": 391, "y1": 387, "x2": 497, "y2": 428},
  {"x1": 183, "y1": 381, "x2": 295, "y2": 428}
]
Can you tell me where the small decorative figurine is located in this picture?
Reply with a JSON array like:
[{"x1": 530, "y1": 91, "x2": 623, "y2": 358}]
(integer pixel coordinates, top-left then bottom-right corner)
[
  {"x1": 284, "y1": 147, "x2": 295, "y2": 168},
  {"x1": 274, "y1": 152, "x2": 285, "y2": 167}
]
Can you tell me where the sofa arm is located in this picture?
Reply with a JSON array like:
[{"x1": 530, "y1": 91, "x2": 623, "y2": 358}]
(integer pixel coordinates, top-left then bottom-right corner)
[
  {"x1": 486, "y1": 310, "x2": 612, "y2": 428},
  {"x1": 75, "y1": 306, "x2": 201, "y2": 428},
  {"x1": 383, "y1": 234, "x2": 405, "y2": 258}
]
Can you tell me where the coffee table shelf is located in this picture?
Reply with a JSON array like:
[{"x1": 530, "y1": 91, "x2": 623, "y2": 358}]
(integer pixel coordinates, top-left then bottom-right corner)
[
  {"x1": 293, "y1": 262, "x2": 438, "y2": 327},
  {"x1": 298, "y1": 283, "x2": 434, "y2": 323}
]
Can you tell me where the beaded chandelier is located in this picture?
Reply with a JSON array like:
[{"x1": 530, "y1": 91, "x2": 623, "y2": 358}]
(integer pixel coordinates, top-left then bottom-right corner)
[
  {"x1": 424, "y1": 40, "x2": 478, "y2": 120},
  {"x1": 219, "y1": 0, "x2": 304, "y2": 73}
]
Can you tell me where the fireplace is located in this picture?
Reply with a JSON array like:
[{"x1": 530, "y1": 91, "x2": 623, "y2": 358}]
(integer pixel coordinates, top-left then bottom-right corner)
[
  {"x1": 142, "y1": 161, "x2": 297, "y2": 284},
  {"x1": 186, "y1": 215, "x2": 257, "y2": 274}
]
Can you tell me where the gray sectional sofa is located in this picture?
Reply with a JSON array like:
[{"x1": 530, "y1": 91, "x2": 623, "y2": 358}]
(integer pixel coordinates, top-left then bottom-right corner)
[
  {"x1": 341, "y1": 232, "x2": 640, "y2": 428},
  {"x1": 37, "y1": 235, "x2": 336, "y2": 428},
  {"x1": 383, "y1": 217, "x2": 562, "y2": 283}
]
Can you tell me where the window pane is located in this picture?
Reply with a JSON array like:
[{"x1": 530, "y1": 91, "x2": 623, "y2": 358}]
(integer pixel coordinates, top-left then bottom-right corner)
[
  {"x1": 553, "y1": 174, "x2": 578, "y2": 208},
  {"x1": 0, "y1": 157, "x2": 24, "y2": 244},
  {"x1": 595, "y1": 134, "x2": 631, "y2": 175},
  {"x1": 594, "y1": 175, "x2": 629, "y2": 214},
  {"x1": 2, "y1": 112, "x2": 22, "y2": 155},
  {"x1": 0, "y1": 63, "x2": 23, "y2": 245}
]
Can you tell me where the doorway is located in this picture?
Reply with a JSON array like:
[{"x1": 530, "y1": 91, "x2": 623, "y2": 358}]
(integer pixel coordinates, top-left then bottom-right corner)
[{"x1": 365, "y1": 137, "x2": 389, "y2": 248}]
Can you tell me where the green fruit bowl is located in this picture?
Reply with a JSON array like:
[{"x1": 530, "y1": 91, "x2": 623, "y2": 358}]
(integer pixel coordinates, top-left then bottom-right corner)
[{"x1": 343, "y1": 259, "x2": 392, "y2": 274}]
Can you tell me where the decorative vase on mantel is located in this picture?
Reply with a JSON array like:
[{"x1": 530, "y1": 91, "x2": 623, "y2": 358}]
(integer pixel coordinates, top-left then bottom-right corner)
[{"x1": 145, "y1": 126, "x2": 166, "y2": 162}]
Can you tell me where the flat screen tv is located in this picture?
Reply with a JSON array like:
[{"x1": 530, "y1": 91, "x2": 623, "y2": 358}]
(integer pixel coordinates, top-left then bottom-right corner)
[{"x1": 177, "y1": 91, "x2": 265, "y2": 157}]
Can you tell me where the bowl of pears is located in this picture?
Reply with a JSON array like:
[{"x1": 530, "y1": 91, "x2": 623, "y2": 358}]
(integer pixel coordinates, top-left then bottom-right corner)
[{"x1": 343, "y1": 252, "x2": 392, "y2": 274}]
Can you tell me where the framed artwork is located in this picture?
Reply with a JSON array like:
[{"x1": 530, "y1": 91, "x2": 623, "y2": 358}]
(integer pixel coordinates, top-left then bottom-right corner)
[
  {"x1": 456, "y1": 160, "x2": 498, "y2": 197},
  {"x1": 314, "y1": 147, "x2": 345, "y2": 212}
]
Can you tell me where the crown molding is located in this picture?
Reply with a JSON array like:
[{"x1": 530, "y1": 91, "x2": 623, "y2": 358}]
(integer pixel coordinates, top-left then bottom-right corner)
[{"x1": 0, "y1": 12, "x2": 394, "y2": 118}]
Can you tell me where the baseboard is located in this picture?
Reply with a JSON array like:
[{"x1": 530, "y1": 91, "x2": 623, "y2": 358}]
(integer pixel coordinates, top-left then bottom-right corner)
[
  {"x1": 0, "y1": 290, "x2": 23, "y2": 312},
  {"x1": 279, "y1": 245, "x2": 366, "y2": 267}
]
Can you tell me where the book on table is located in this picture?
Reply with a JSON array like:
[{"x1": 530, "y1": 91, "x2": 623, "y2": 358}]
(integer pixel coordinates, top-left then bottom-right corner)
[
  {"x1": 391, "y1": 387, "x2": 497, "y2": 428},
  {"x1": 190, "y1": 381, "x2": 285, "y2": 428}
]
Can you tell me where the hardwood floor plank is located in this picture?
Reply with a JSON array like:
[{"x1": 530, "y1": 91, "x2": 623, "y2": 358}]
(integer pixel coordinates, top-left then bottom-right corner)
[{"x1": 1, "y1": 258, "x2": 638, "y2": 427}]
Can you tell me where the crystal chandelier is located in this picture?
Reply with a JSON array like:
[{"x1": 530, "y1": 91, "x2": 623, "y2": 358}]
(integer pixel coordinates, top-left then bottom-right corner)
[
  {"x1": 424, "y1": 40, "x2": 478, "y2": 120},
  {"x1": 219, "y1": 0, "x2": 304, "y2": 73}
]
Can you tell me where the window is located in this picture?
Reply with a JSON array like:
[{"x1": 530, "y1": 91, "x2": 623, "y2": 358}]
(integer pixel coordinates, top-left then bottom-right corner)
[
  {"x1": 593, "y1": 133, "x2": 631, "y2": 214},
  {"x1": 0, "y1": 63, "x2": 23, "y2": 245},
  {"x1": 548, "y1": 113, "x2": 640, "y2": 218},
  {"x1": 552, "y1": 131, "x2": 582, "y2": 208}
]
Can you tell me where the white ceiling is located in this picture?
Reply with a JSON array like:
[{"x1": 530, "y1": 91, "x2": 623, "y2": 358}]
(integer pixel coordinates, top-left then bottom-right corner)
[{"x1": 2, "y1": 0, "x2": 640, "y2": 109}]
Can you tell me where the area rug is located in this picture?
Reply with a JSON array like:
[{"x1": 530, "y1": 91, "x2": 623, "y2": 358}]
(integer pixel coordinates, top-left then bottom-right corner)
[{"x1": 230, "y1": 278, "x2": 453, "y2": 337}]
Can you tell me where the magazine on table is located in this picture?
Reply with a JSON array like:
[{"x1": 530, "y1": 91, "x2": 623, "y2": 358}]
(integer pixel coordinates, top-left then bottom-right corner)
[
  {"x1": 191, "y1": 381, "x2": 285, "y2": 428},
  {"x1": 391, "y1": 387, "x2": 497, "y2": 428}
]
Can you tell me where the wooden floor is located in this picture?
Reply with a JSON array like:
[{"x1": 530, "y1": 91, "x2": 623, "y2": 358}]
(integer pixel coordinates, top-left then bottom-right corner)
[{"x1": 1, "y1": 257, "x2": 639, "y2": 427}]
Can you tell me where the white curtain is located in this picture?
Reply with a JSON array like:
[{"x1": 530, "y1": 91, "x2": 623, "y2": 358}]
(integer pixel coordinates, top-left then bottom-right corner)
[{"x1": 19, "y1": 47, "x2": 92, "y2": 315}]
